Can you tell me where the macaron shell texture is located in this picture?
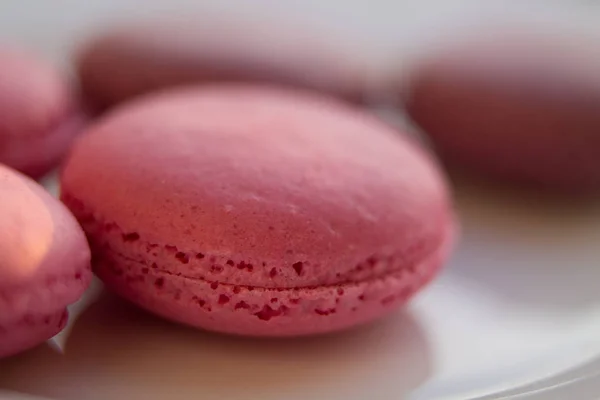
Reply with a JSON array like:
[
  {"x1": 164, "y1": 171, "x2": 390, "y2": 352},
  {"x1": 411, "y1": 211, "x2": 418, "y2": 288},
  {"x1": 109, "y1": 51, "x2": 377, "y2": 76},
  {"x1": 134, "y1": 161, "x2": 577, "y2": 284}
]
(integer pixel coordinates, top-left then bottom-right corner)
[
  {"x1": 61, "y1": 85, "x2": 455, "y2": 335},
  {"x1": 0, "y1": 165, "x2": 92, "y2": 357},
  {"x1": 62, "y1": 86, "x2": 452, "y2": 287},
  {"x1": 92, "y1": 226, "x2": 453, "y2": 336}
]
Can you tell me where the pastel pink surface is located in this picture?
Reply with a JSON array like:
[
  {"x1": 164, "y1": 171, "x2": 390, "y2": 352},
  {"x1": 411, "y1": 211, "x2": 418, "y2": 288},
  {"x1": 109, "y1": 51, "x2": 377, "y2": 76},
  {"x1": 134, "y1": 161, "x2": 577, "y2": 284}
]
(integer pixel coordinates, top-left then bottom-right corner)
[
  {"x1": 61, "y1": 85, "x2": 455, "y2": 336},
  {"x1": 0, "y1": 49, "x2": 84, "y2": 178},
  {"x1": 0, "y1": 165, "x2": 92, "y2": 357}
]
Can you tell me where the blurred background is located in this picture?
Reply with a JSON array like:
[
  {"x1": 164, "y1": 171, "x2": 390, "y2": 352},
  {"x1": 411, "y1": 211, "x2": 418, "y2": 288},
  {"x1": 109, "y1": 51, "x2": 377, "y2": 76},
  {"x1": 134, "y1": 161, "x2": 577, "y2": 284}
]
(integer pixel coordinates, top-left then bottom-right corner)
[{"x1": 3, "y1": 0, "x2": 600, "y2": 73}]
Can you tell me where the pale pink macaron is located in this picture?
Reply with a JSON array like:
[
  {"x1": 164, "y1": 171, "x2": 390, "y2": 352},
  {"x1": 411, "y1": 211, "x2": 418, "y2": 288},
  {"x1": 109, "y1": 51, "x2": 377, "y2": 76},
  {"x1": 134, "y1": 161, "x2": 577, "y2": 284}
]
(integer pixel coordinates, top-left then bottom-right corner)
[
  {"x1": 0, "y1": 48, "x2": 86, "y2": 179},
  {"x1": 0, "y1": 164, "x2": 92, "y2": 358},
  {"x1": 61, "y1": 85, "x2": 456, "y2": 336}
]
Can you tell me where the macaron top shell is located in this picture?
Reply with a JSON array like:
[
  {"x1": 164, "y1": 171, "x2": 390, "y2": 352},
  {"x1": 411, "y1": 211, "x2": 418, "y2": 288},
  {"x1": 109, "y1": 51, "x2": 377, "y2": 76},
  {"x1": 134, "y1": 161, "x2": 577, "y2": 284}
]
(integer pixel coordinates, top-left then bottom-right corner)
[
  {"x1": 0, "y1": 49, "x2": 72, "y2": 141},
  {"x1": 0, "y1": 165, "x2": 91, "y2": 318},
  {"x1": 61, "y1": 85, "x2": 452, "y2": 289}
]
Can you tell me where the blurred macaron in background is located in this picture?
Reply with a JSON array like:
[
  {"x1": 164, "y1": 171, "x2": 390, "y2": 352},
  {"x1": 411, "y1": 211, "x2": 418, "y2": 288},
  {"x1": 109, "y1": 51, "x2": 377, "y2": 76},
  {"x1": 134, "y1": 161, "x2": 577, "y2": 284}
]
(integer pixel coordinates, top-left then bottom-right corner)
[
  {"x1": 403, "y1": 26, "x2": 600, "y2": 194},
  {"x1": 75, "y1": 17, "x2": 371, "y2": 111},
  {"x1": 0, "y1": 48, "x2": 86, "y2": 178}
]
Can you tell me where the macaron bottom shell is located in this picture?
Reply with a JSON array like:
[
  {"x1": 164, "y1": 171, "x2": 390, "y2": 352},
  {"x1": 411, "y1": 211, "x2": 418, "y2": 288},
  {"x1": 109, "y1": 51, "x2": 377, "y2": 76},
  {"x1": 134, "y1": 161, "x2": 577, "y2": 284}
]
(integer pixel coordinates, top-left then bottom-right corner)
[
  {"x1": 92, "y1": 231, "x2": 452, "y2": 337},
  {"x1": 0, "y1": 309, "x2": 67, "y2": 358}
]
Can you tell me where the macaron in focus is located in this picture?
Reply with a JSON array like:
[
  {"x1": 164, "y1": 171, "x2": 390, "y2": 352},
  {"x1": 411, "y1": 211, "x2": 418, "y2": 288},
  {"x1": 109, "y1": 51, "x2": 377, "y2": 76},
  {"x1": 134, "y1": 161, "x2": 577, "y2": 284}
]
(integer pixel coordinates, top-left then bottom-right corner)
[
  {"x1": 0, "y1": 164, "x2": 92, "y2": 358},
  {"x1": 61, "y1": 85, "x2": 455, "y2": 336}
]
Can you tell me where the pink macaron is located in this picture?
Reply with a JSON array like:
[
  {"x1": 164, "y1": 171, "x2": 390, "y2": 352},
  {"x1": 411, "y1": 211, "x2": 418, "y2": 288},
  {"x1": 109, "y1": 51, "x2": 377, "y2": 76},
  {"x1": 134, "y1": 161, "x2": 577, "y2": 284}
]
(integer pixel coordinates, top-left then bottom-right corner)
[
  {"x1": 61, "y1": 85, "x2": 455, "y2": 336},
  {"x1": 404, "y1": 29, "x2": 600, "y2": 193},
  {"x1": 0, "y1": 164, "x2": 92, "y2": 358},
  {"x1": 0, "y1": 49, "x2": 86, "y2": 179},
  {"x1": 76, "y1": 19, "x2": 369, "y2": 111}
]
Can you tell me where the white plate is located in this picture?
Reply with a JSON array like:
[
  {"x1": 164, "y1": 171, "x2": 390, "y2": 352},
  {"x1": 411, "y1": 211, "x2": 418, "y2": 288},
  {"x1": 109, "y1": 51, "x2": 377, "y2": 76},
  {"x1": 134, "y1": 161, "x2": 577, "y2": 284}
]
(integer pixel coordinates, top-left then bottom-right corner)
[{"x1": 1, "y1": 176, "x2": 600, "y2": 400}]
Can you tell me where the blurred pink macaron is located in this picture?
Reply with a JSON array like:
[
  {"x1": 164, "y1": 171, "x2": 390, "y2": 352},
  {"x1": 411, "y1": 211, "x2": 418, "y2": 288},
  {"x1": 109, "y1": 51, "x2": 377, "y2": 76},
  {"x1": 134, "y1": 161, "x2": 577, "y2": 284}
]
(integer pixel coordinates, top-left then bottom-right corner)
[
  {"x1": 404, "y1": 29, "x2": 600, "y2": 193},
  {"x1": 0, "y1": 48, "x2": 86, "y2": 179},
  {"x1": 75, "y1": 18, "x2": 370, "y2": 111},
  {"x1": 61, "y1": 85, "x2": 456, "y2": 336},
  {"x1": 0, "y1": 164, "x2": 92, "y2": 358}
]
